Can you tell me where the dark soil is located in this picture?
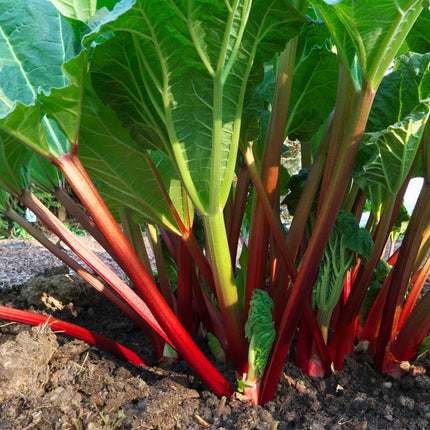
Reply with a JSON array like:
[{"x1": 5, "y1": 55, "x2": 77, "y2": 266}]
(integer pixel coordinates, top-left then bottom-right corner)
[{"x1": 1, "y1": 244, "x2": 429, "y2": 429}]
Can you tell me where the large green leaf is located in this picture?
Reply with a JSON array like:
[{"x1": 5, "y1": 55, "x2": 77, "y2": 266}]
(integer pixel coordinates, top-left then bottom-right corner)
[
  {"x1": 285, "y1": 20, "x2": 338, "y2": 142},
  {"x1": 402, "y1": 8, "x2": 430, "y2": 54},
  {"x1": 78, "y1": 93, "x2": 191, "y2": 234},
  {"x1": 354, "y1": 52, "x2": 430, "y2": 217},
  {"x1": 29, "y1": 154, "x2": 63, "y2": 193},
  {"x1": 0, "y1": 0, "x2": 133, "y2": 158},
  {"x1": 311, "y1": 0, "x2": 424, "y2": 87},
  {"x1": 89, "y1": 0, "x2": 305, "y2": 215},
  {"x1": 0, "y1": 0, "x2": 81, "y2": 116},
  {"x1": 367, "y1": 52, "x2": 430, "y2": 133},
  {"x1": 353, "y1": 101, "x2": 430, "y2": 217}
]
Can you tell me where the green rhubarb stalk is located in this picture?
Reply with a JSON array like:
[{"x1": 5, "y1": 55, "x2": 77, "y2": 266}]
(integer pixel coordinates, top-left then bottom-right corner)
[{"x1": 204, "y1": 209, "x2": 247, "y2": 372}]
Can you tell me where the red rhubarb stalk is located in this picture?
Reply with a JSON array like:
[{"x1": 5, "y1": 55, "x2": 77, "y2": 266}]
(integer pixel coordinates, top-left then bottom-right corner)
[
  {"x1": 244, "y1": 39, "x2": 298, "y2": 316},
  {"x1": 388, "y1": 289, "x2": 430, "y2": 363},
  {"x1": 375, "y1": 181, "x2": 430, "y2": 369},
  {"x1": 260, "y1": 82, "x2": 375, "y2": 404},
  {"x1": 398, "y1": 256, "x2": 430, "y2": 329},
  {"x1": 0, "y1": 306, "x2": 147, "y2": 366},
  {"x1": 56, "y1": 154, "x2": 233, "y2": 397}
]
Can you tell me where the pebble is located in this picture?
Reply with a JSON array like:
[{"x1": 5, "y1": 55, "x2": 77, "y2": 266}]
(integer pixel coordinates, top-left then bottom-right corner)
[
  {"x1": 383, "y1": 381, "x2": 392, "y2": 389},
  {"x1": 399, "y1": 396, "x2": 415, "y2": 410}
]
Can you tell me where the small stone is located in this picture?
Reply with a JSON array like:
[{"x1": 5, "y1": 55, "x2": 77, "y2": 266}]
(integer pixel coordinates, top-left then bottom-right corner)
[
  {"x1": 383, "y1": 381, "x2": 392, "y2": 389},
  {"x1": 399, "y1": 396, "x2": 415, "y2": 410},
  {"x1": 335, "y1": 384, "x2": 344, "y2": 394}
]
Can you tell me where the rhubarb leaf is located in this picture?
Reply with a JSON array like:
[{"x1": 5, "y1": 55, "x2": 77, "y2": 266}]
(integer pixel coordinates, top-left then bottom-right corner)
[
  {"x1": 316, "y1": 211, "x2": 373, "y2": 312},
  {"x1": 402, "y1": 8, "x2": 430, "y2": 54},
  {"x1": 311, "y1": 0, "x2": 425, "y2": 87},
  {"x1": 88, "y1": 0, "x2": 305, "y2": 215},
  {"x1": 285, "y1": 20, "x2": 338, "y2": 142},
  {"x1": 353, "y1": 102, "x2": 430, "y2": 219},
  {"x1": 28, "y1": 154, "x2": 62, "y2": 193},
  {"x1": 0, "y1": 0, "x2": 81, "y2": 116},
  {"x1": 359, "y1": 260, "x2": 391, "y2": 325},
  {"x1": 367, "y1": 52, "x2": 430, "y2": 133},
  {"x1": 245, "y1": 289, "x2": 276, "y2": 379},
  {"x1": 78, "y1": 92, "x2": 192, "y2": 235},
  {"x1": 46, "y1": 0, "x2": 97, "y2": 22},
  {"x1": 0, "y1": 131, "x2": 31, "y2": 194}
]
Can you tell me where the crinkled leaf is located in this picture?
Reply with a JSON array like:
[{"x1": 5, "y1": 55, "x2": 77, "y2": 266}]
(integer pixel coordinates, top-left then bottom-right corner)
[
  {"x1": 245, "y1": 289, "x2": 276, "y2": 378},
  {"x1": 316, "y1": 210, "x2": 373, "y2": 311},
  {"x1": 207, "y1": 333, "x2": 226, "y2": 363},
  {"x1": 0, "y1": 188, "x2": 10, "y2": 212},
  {"x1": 89, "y1": 0, "x2": 305, "y2": 214},
  {"x1": 311, "y1": 0, "x2": 425, "y2": 87}
]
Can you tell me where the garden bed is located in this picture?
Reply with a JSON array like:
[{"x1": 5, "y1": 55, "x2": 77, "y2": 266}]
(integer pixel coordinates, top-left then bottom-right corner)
[{"x1": 0, "y1": 238, "x2": 429, "y2": 429}]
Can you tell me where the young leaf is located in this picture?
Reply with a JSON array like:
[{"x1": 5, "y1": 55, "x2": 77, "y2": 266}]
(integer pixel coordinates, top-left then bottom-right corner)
[
  {"x1": 316, "y1": 211, "x2": 373, "y2": 313},
  {"x1": 207, "y1": 332, "x2": 226, "y2": 363},
  {"x1": 46, "y1": 0, "x2": 97, "y2": 23},
  {"x1": 245, "y1": 289, "x2": 276, "y2": 379}
]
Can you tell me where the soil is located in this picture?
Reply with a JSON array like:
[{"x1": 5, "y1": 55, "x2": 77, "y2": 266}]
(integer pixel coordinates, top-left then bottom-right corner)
[{"x1": 0, "y1": 238, "x2": 429, "y2": 430}]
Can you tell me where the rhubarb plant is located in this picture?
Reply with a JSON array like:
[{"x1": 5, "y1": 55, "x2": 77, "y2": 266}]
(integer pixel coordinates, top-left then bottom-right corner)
[{"x1": 0, "y1": 0, "x2": 429, "y2": 406}]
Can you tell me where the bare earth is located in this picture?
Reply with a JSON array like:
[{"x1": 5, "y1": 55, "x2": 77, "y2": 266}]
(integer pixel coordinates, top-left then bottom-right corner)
[{"x1": 0, "y1": 238, "x2": 429, "y2": 429}]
